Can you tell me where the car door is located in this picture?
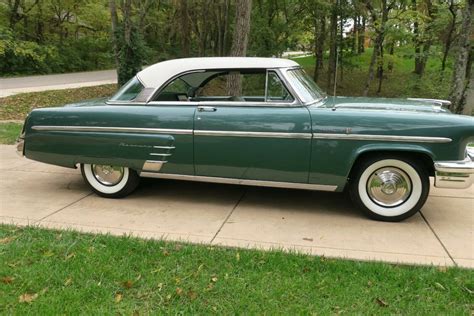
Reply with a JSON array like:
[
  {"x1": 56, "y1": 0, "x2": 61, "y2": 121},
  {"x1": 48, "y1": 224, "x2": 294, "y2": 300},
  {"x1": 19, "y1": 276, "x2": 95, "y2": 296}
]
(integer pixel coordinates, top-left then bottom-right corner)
[{"x1": 193, "y1": 69, "x2": 312, "y2": 183}]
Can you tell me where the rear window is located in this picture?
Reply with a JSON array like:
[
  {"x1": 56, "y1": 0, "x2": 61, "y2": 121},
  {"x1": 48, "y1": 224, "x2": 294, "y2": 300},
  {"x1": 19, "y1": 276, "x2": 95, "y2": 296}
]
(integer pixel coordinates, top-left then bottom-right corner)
[{"x1": 110, "y1": 76, "x2": 145, "y2": 101}]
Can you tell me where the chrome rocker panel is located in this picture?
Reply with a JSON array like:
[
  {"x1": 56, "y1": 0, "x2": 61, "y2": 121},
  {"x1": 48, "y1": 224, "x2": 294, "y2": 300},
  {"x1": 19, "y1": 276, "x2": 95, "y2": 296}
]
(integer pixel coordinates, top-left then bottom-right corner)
[
  {"x1": 140, "y1": 172, "x2": 338, "y2": 192},
  {"x1": 434, "y1": 148, "x2": 474, "y2": 189}
]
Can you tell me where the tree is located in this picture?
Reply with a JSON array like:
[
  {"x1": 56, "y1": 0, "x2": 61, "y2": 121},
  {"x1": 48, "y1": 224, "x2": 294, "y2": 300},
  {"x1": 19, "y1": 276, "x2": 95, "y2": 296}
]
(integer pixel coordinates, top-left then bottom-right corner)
[
  {"x1": 230, "y1": 0, "x2": 253, "y2": 56},
  {"x1": 227, "y1": 0, "x2": 252, "y2": 96},
  {"x1": 449, "y1": 0, "x2": 472, "y2": 113}
]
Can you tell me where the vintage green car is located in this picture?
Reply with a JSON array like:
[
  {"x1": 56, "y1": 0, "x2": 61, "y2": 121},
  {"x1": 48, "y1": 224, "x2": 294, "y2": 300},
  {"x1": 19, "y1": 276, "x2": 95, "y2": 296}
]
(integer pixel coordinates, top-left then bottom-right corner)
[{"x1": 16, "y1": 57, "x2": 474, "y2": 221}]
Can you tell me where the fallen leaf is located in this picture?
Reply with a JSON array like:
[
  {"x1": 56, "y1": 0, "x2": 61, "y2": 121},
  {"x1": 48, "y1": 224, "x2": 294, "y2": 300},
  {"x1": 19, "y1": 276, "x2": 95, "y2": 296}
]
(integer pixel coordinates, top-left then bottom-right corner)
[
  {"x1": 187, "y1": 290, "x2": 197, "y2": 300},
  {"x1": 367, "y1": 280, "x2": 373, "y2": 287},
  {"x1": 43, "y1": 250, "x2": 54, "y2": 257},
  {"x1": 211, "y1": 276, "x2": 218, "y2": 283},
  {"x1": 123, "y1": 280, "x2": 134, "y2": 289},
  {"x1": 236, "y1": 252, "x2": 240, "y2": 261},
  {"x1": 157, "y1": 283, "x2": 163, "y2": 291},
  {"x1": 19, "y1": 293, "x2": 38, "y2": 303},
  {"x1": 64, "y1": 278, "x2": 72, "y2": 286},
  {"x1": 115, "y1": 293, "x2": 123, "y2": 303},
  {"x1": 162, "y1": 250, "x2": 170, "y2": 256},
  {"x1": 435, "y1": 282, "x2": 446, "y2": 290},
  {"x1": 176, "y1": 287, "x2": 183, "y2": 296},
  {"x1": 2, "y1": 276, "x2": 14, "y2": 284},
  {"x1": 0, "y1": 237, "x2": 14, "y2": 244},
  {"x1": 302, "y1": 237, "x2": 313, "y2": 242},
  {"x1": 437, "y1": 266, "x2": 447, "y2": 273},
  {"x1": 375, "y1": 298, "x2": 388, "y2": 307},
  {"x1": 65, "y1": 252, "x2": 75, "y2": 260}
]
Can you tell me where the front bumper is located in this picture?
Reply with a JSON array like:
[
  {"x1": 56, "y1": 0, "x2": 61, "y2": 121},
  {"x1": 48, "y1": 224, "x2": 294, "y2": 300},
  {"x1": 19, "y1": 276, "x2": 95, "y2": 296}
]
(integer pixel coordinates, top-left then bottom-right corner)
[
  {"x1": 16, "y1": 133, "x2": 25, "y2": 157},
  {"x1": 434, "y1": 147, "x2": 474, "y2": 189}
]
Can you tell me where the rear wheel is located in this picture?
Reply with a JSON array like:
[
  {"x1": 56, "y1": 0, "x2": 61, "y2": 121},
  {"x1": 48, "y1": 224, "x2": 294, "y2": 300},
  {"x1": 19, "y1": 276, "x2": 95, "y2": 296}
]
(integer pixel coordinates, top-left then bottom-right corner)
[
  {"x1": 80, "y1": 164, "x2": 140, "y2": 198},
  {"x1": 349, "y1": 155, "x2": 430, "y2": 222}
]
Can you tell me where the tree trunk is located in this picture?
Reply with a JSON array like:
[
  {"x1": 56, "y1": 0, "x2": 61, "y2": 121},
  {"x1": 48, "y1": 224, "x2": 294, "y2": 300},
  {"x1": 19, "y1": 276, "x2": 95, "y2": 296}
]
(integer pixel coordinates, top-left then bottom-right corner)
[
  {"x1": 228, "y1": 0, "x2": 252, "y2": 96},
  {"x1": 229, "y1": 0, "x2": 252, "y2": 56},
  {"x1": 179, "y1": 0, "x2": 190, "y2": 57},
  {"x1": 314, "y1": 16, "x2": 326, "y2": 82},
  {"x1": 108, "y1": 0, "x2": 120, "y2": 78},
  {"x1": 441, "y1": 0, "x2": 456, "y2": 71},
  {"x1": 358, "y1": 16, "x2": 365, "y2": 53},
  {"x1": 327, "y1": 5, "x2": 337, "y2": 92},
  {"x1": 449, "y1": 0, "x2": 473, "y2": 113}
]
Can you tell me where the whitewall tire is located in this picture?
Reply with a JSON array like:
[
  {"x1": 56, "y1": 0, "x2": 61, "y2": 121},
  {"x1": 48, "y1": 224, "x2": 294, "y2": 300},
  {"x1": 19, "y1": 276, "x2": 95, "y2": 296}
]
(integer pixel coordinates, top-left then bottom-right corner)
[
  {"x1": 80, "y1": 164, "x2": 140, "y2": 198},
  {"x1": 349, "y1": 155, "x2": 430, "y2": 222}
]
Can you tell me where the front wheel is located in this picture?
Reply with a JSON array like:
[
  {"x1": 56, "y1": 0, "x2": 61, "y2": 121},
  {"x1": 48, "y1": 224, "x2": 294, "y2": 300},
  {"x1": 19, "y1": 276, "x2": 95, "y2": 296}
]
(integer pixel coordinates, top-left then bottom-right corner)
[
  {"x1": 349, "y1": 156, "x2": 430, "y2": 222},
  {"x1": 80, "y1": 164, "x2": 140, "y2": 198}
]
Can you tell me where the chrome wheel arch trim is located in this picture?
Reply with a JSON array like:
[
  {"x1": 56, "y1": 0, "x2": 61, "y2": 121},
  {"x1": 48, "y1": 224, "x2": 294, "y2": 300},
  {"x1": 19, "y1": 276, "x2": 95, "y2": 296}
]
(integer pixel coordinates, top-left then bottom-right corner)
[{"x1": 139, "y1": 172, "x2": 338, "y2": 192}]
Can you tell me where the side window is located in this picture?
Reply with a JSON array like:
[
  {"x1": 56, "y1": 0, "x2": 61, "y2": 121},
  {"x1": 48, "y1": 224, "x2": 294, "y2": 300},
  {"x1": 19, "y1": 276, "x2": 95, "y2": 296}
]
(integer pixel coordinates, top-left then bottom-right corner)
[
  {"x1": 151, "y1": 70, "x2": 294, "y2": 103},
  {"x1": 267, "y1": 71, "x2": 294, "y2": 102},
  {"x1": 197, "y1": 71, "x2": 266, "y2": 102}
]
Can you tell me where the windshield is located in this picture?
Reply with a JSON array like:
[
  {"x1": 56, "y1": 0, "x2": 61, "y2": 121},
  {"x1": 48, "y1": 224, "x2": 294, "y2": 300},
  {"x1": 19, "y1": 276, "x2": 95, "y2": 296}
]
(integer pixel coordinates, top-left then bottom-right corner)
[
  {"x1": 109, "y1": 76, "x2": 144, "y2": 101},
  {"x1": 286, "y1": 68, "x2": 326, "y2": 104}
]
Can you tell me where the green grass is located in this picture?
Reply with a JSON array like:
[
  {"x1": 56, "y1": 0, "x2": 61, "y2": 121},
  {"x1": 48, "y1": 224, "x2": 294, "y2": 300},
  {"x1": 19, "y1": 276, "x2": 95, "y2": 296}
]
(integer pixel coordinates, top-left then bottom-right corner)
[
  {"x1": 0, "y1": 84, "x2": 117, "y2": 120},
  {"x1": 0, "y1": 122, "x2": 22, "y2": 144},
  {"x1": 0, "y1": 225, "x2": 472, "y2": 314}
]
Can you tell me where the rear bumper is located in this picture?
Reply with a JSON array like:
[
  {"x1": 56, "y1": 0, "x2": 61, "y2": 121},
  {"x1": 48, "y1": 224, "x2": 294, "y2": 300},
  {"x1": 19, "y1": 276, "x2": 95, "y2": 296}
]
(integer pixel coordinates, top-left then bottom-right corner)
[{"x1": 434, "y1": 148, "x2": 474, "y2": 189}]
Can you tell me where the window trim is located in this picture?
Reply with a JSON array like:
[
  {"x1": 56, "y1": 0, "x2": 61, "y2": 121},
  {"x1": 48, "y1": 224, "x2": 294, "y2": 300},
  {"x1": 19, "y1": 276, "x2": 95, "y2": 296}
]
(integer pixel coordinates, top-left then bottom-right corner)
[{"x1": 145, "y1": 68, "x2": 301, "y2": 107}]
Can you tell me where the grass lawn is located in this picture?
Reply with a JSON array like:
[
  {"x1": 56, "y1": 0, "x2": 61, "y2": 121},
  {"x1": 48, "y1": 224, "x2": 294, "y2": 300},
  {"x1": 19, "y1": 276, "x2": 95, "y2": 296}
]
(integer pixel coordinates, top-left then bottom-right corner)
[
  {"x1": 0, "y1": 224, "x2": 472, "y2": 314},
  {"x1": 0, "y1": 122, "x2": 22, "y2": 144},
  {"x1": 0, "y1": 84, "x2": 117, "y2": 121}
]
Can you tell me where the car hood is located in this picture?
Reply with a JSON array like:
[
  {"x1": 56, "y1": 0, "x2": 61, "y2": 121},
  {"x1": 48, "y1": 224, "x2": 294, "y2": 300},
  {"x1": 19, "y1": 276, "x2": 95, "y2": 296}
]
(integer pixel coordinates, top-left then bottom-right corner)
[
  {"x1": 322, "y1": 96, "x2": 451, "y2": 114},
  {"x1": 63, "y1": 97, "x2": 108, "y2": 107}
]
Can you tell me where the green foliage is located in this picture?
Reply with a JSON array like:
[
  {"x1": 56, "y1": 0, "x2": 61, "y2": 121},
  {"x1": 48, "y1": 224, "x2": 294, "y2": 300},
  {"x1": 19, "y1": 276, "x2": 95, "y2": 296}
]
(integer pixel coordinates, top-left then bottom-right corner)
[{"x1": 115, "y1": 25, "x2": 149, "y2": 86}]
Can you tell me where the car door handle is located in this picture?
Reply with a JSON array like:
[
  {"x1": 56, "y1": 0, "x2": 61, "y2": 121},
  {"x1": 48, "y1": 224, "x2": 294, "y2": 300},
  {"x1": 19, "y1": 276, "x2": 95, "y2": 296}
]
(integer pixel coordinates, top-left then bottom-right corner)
[{"x1": 197, "y1": 106, "x2": 217, "y2": 112}]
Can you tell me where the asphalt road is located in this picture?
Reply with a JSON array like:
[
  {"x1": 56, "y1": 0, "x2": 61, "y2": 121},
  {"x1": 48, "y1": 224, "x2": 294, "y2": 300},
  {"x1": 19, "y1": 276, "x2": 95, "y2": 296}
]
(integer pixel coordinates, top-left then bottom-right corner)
[{"x1": 0, "y1": 69, "x2": 117, "y2": 97}]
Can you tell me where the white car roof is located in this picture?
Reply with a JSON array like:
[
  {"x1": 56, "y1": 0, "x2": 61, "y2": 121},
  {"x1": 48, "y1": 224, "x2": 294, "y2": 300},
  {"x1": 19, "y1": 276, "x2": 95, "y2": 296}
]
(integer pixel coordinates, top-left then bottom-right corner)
[{"x1": 136, "y1": 57, "x2": 299, "y2": 88}]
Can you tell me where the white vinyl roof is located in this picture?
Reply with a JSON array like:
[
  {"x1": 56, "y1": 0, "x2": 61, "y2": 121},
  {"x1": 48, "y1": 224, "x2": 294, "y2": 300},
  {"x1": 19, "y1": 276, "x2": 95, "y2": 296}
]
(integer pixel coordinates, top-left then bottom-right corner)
[{"x1": 136, "y1": 57, "x2": 299, "y2": 88}]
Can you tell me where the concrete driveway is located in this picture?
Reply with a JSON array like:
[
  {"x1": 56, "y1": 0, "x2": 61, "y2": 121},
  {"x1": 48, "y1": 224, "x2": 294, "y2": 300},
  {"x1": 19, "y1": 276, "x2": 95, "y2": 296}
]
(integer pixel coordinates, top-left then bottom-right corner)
[{"x1": 1, "y1": 145, "x2": 472, "y2": 268}]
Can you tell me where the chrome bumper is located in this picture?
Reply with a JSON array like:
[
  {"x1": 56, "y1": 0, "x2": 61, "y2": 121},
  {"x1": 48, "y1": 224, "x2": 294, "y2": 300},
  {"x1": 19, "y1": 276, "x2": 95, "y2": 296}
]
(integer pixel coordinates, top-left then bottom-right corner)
[
  {"x1": 16, "y1": 134, "x2": 25, "y2": 157},
  {"x1": 434, "y1": 148, "x2": 474, "y2": 189}
]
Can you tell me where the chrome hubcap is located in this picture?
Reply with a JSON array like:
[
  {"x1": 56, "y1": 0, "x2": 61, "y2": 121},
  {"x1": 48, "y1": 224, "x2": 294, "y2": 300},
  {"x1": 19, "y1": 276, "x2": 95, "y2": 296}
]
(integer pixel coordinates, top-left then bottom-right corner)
[
  {"x1": 92, "y1": 165, "x2": 124, "y2": 186},
  {"x1": 367, "y1": 167, "x2": 412, "y2": 207}
]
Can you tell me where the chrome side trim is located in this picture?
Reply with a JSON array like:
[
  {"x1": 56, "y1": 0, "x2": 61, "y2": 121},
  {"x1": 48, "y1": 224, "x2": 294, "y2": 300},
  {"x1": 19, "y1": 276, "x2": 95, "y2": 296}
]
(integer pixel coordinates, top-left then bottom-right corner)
[
  {"x1": 139, "y1": 172, "x2": 338, "y2": 192},
  {"x1": 312, "y1": 133, "x2": 452, "y2": 143},
  {"x1": 142, "y1": 160, "x2": 166, "y2": 172},
  {"x1": 150, "y1": 153, "x2": 172, "y2": 157},
  {"x1": 153, "y1": 146, "x2": 175, "y2": 149},
  {"x1": 195, "y1": 130, "x2": 312, "y2": 139},
  {"x1": 407, "y1": 98, "x2": 452, "y2": 106},
  {"x1": 32, "y1": 126, "x2": 193, "y2": 135}
]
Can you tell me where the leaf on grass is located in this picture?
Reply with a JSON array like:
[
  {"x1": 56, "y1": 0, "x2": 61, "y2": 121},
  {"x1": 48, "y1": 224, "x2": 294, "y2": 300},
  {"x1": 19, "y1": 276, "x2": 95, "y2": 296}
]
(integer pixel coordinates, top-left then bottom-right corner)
[
  {"x1": 65, "y1": 252, "x2": 75, "y2": 260},
  {"x1": 302, "y1": 237, "x2": 313, "y2": 242},
  {"x1": 367, "y1": 280, "x2": 373, "y2": 287},
  {"x1": 236, "y1": 252, "x2": 240, "y2": 261},
  {"x1": 375, "y1": 298, "x2": 388, "y2": 307},
  {"x1": 158, "y1": 283, "x2": 163, "y2": 291},
  {"x1": 162, "y1": 250, "x2": 170, "y2": 256},
  {"x1": 435, "y1": 282, "x2": 446, "y2": 290},
  {"x1": 0, "y1": 236, "x2": 15, "y2": 244},
  {"x1": 64, "y1": 278, "x2": 73, "y2": 286},
  {"x1": 187, "y1": 290, "x2": 198, "y2": 300},
  {"x1": 43, "y1": 250, "x2": 54, "y2": 257},
  {"x1": 211, "y1": 276, "x2": 218, "y2": 283},
  {"x1": 2, "y1": 276, "x2": 14, "y2": 284},
  {"x1": 19, "y1": 293, "x2": 38, "y2": 303},
  {"x1": 123, "y1": 280, "x2": 134, "y2": 289},
  {"x1": 437, "y1": 266, "x2": 447, "y2": 273},
  {"x1": 176, "y1": 287, "x2": 183, "y2": 296},
  {"x1": 115, "y1": 293, "x2": 123, "y2": 303}
]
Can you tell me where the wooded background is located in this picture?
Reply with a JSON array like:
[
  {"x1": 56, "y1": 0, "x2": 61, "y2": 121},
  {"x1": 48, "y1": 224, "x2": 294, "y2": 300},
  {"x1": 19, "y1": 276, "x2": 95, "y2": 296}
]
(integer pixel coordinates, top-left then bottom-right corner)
[{"x1": 1, "y1": 0, "x2": 472, "y2": 113}]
